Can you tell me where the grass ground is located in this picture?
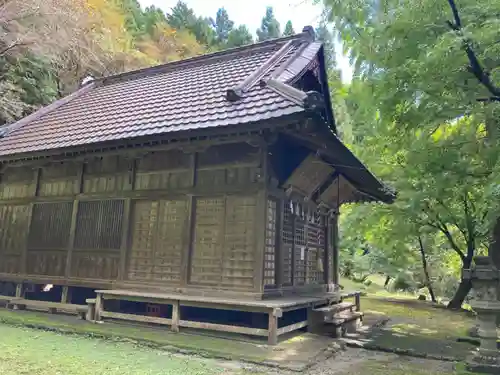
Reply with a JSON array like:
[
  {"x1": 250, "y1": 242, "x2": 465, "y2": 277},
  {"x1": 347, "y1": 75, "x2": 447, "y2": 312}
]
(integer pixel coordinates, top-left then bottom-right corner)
[
  {"x1": 0, "y1": 324, "x2": 230, "y2": 375},
  {"x1": 0, "y1": 277, "x2": 488, "y2": 375}
]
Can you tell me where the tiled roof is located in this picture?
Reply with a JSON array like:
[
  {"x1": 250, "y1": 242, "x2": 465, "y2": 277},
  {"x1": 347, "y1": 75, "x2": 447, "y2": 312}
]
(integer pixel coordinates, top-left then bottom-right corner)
[{"x1": 0, "y1": 29, "x2": 324, "y2": 158}]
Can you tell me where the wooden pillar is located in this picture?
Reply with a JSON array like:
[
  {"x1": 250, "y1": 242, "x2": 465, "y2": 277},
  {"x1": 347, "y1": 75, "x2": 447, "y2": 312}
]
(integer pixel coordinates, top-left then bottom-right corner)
[
  {"x1": 119, "y1": 199, "x2": 132, "y2": 280},
  {"x1": 181, "y1": 153, "x2": 196, "y2": 287},
  {"x1": 332, "y1": 213, "x2": 340, "y2": 286},
  {"x1": 64, "y1": 200, "x2": 79, "y2": 278},
  {"x1": 15, "y1": 283, "x2": 24, "y2": 298},
  {"x1": 275, "y1": 198, "x2": 284, "y2": 288},
  {"x1": 94, "y1": 293, "x2": 103, "y2": 321},
  {"x1": 268, "y1": 310, "x2": 278, "y2": 345},
  {"x1": 171, "y1": 300, "x2": 180, "y2": 332},
  {"x1": 254, "y1": 144, "x2": 268, "y2": 295},
  {"x1": 61, "y1": 286, "x2": 72, "y2": 303}
]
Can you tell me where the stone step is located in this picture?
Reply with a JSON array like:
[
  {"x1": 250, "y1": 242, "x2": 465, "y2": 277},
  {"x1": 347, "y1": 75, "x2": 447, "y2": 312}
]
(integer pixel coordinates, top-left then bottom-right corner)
[
  {"x1": 326, "y1": 311, "x2": 364, "y2": 326},
  {"x1": 313, "y1": 302, "x2": 355, "y2": 315}
]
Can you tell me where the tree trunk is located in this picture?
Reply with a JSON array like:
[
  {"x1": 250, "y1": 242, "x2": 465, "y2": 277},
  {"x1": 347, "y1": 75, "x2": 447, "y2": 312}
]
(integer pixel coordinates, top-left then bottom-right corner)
[
  {"x1": 384, "y1": 275, "x2": 391, "y2": 288},
  {"x1": 417, "y1": 236, "x2": 436, "y2": 303},
  {"x1": 447, "y1": 277, "x2": 472, "y2": 309}
]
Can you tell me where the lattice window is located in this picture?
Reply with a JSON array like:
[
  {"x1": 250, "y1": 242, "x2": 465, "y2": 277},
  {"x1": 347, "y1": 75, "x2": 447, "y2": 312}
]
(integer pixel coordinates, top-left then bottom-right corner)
[
  {"x1": 0, "y1": 205, "x2": 30, "y2": 254},
  {"x1": 29, "y1": 202, "x2": 73, "y2": 250},
  {"x1": 281, "y1": 202, "x2": 294, "y2": 286},
  {"x1": 264, "y1": 199, "x2": 277, "y2": 288},
  {"x1": 74, "y1": 200, "x2": 124, "y2": 250},
  {"x1": 294, "y1": 219, "x2": 306, "y2": 285}
]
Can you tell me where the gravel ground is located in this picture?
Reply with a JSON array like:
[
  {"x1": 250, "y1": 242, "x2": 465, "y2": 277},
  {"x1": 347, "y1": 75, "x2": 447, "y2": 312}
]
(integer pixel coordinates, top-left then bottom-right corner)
[{"x1": 225, "y1": 348, "x2": 459, "y2": 375}]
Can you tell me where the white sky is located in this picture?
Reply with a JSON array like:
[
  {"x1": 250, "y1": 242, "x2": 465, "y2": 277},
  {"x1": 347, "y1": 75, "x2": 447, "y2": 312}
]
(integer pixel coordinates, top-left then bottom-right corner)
[{"x1": 138, "y1": 0, "x2": 353, "y2": 82}]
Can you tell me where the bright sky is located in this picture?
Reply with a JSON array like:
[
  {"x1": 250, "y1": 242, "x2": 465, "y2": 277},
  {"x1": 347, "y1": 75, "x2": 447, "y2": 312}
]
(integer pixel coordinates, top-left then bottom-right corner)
[{"x1": 138, "y1": 0, "x2": 353, "y2": 82}]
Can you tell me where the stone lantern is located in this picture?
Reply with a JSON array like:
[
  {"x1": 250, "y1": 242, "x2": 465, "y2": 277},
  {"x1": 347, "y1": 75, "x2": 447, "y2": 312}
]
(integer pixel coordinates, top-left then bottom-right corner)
[{"x1": 462, "y1": 255, "x2": 500, "y2": 373}]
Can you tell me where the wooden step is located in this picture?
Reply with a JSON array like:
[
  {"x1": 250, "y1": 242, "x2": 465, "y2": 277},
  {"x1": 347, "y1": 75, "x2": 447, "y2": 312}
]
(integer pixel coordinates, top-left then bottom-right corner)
[
  {"x1": 313, "y1": 302, "x2": 355, "y2": 314},
  {"x1": 326, "y1": 311, "x2": 364, "y2": 326}
]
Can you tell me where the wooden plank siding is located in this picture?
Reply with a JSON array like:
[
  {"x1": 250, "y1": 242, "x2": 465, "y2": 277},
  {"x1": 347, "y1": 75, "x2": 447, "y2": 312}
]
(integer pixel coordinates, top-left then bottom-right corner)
[
  {"x1": 0, "y1": 141, "x2": 278, "y2": 296},
  {"x1": 0, "y1": 139, "x2": 334, "y2": 297}
]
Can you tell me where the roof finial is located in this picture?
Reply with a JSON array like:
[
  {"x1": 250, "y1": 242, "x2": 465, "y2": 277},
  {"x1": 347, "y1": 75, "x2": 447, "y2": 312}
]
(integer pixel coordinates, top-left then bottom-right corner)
[
  {"x1": 302, "y1": 26, "x2": 316, "y2": 41},
  {"x1": 81, "y1": 75, "x2": 94, "y2": 87}
]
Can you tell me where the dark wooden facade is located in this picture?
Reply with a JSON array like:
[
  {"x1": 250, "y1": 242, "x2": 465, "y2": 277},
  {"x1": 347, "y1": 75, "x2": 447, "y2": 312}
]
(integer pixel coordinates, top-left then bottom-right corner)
[{"x1": 0, "y1": 125, "x2": 357, "y2": 299}]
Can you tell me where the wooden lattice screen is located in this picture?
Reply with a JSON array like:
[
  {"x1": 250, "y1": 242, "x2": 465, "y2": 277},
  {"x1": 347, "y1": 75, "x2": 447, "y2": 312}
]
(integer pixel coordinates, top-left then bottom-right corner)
[
  {"x1": 128, "y1": 199, "x2": 188, "y2": 282},
  {"x1": 282, "y1": 203, "x2": 294, "y2": 286},
  {"x1": 27, "y1": 202, "x2": 73, "y2": 276},
  {"x1": 264, "y1": 199, "x2": 277, "y2": 288},
  {"x1": 74, "y1": 200, "x2": 124, "y2": 250},
  {"x1": 280, "y1": 200, "x2": 327, "y2": 288},
  {"x1": 0, "y1": 204, "x2": 30, "y2": 273},
  {"x1": 190, "y1": 195, "x2": 256, "y2": 289},
  {"x1": 29, "y1": 202, "x2": 73, "y2": 249}
]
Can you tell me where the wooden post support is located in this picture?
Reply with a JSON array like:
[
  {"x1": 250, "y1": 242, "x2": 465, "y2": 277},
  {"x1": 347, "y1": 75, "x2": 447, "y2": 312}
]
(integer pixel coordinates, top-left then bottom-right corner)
[
  {"x1": 268, "y1": 309, "x2": 278, "y2": 345},
  {"x1": 65, "y1": 200, "x2": 80, "y2": 278},
  {"x1": 119, "y1": 199, "x2": 132, "y2": 280},
  {"x1": 355, "y1": 293, "x2": 361, "y2": 312},
  {"x1": 171, "y1": 300, "x2": 180, "y2": 332},
  {"x1": 61, "y1": 286, "x2": 72, "y2": 304},
  {"x1": 94, "y1": 293, "x2": 103, "y2": 321},
  {"x1": 15, "y1": 283, "x2": 24, "y2": 298}
]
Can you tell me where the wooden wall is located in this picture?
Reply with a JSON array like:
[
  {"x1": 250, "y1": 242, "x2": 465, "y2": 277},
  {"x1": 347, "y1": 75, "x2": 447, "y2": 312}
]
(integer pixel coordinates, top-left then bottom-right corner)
[{"x1": 0, "y1": 141, "x2": 268, "y2": 294}]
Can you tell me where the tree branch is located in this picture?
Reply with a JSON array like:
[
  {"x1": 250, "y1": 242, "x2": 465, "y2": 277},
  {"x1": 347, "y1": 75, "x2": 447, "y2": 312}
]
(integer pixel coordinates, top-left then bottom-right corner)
[
  {"x1": 446, "y1": 0, "x2": 500, "y2": 101},
  {"x1": 0, "y1": 41, "x2": 25, "y2": 57}
]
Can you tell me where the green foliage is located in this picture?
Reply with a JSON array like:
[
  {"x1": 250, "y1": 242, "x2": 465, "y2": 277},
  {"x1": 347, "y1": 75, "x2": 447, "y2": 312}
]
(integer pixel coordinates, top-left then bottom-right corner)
[
  {"x1": 256, "y1": 7, "x2": 281, "y2": 41},
  {"x1": 226, "y1": 25, "x2": 254, "y2": 48},
  {"x1": 320, "y1": 0, "x2": 500, "y2": 307},
  {"x1": 214, "y1": 8, "x2": 234, "y2": 45},
  {"x1": 283, "y1": 20, "x2": 295, "y2": 36}
]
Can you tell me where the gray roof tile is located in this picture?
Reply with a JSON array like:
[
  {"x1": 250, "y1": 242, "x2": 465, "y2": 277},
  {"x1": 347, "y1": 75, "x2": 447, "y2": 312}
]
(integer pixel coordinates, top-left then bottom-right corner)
[{"x1": 0, "y1": 32, "x2": 321, "y2": 158}]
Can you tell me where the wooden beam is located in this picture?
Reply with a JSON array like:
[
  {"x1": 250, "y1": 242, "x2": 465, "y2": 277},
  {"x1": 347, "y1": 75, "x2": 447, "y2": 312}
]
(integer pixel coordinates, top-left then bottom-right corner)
[
  {"x1": 119, "y1": 199, "x2": 132, "y2": 280},
  {"x1": 64, "y1": 200, "x2": 79, "y2": 278},
  {"x1": 179, "y1": 319, "x2": 268, "y2": 337},
  {"x1": 277, "y1": 320, "x2": 307, "y2": 336},
  {"x1": 101, "y1": 311, "x2": 173, "y2": 326}
]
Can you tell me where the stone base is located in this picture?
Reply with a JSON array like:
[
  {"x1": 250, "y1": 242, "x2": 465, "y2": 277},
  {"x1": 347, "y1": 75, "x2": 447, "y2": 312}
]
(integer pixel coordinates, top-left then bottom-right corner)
[{"x1": 467, "y1": 350, "x2": 500, "y2": 374}]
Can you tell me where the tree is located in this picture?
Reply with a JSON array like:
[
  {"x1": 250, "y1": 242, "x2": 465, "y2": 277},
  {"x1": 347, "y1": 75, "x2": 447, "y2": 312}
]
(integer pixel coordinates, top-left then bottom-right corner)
[
  {"x1": 322, "y1": 0, "x2": 500, "y2": 308},
  {"x1": 166, "y1": 1, "x2": 215, "y2": 47},
  {"x1": 283, "y1": 20, "x2": 295, "y2": 36},
  {"x1": 214, "y1": 8, "x2": 234, "y2": 45},
  {"x1": 256, "y1": 7, "x2": 281, "y2": 41},
  {"x1": 226, "y1": 25, "x2": 254, "y2": 48}
]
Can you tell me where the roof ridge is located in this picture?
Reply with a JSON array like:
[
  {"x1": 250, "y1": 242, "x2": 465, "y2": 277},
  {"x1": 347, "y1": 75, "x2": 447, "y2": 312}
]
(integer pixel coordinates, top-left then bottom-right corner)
[{"x1": 99, "y1": 31, "x2": 311, "y2": 87}]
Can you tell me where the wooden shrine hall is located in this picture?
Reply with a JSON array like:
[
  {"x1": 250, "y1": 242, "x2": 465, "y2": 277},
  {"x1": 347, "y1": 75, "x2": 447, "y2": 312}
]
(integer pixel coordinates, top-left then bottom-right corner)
[{"x1": 0, "y1": 27, "x2": 394, "y2": 344}]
